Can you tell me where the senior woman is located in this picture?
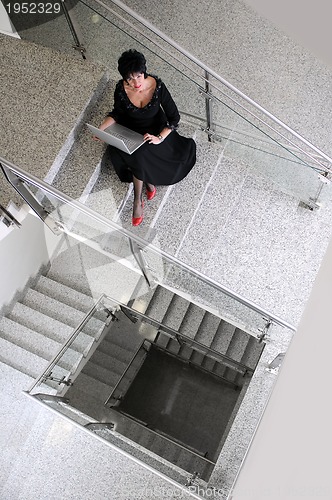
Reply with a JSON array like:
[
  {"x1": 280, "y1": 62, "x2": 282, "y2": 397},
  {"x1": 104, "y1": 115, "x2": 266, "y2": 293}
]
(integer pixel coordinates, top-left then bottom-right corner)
[{"x1": 98, "y1": 49, "x2": 196, "y2": 226}]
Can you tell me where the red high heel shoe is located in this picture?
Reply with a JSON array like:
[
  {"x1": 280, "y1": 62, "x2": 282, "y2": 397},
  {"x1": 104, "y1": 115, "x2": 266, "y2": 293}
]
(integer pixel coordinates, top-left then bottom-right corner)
[
  {"x1": 146, "y1": 186, "x2": 156, "y2": 201},
  {"x1": 132, "y1": 201, "x2": 144, "y2": 226}
]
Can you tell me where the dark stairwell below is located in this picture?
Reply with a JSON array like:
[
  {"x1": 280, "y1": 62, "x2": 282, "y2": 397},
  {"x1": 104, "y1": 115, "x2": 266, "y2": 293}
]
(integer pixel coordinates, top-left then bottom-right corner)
[{"x1": 117, "y1": 346, "x2": 242, "y2": 463}]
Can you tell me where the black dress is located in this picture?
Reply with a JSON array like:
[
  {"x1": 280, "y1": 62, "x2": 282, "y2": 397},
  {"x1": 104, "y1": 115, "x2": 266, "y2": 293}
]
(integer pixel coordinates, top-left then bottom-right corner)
[{"x1": 105, "y1": 76, "x2": 196, "y2": 185}]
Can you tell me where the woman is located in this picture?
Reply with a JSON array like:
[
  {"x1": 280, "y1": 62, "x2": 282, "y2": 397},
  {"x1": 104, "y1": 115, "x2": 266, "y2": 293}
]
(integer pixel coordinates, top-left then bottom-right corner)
[{"x1": 97, "y1": 49, "x2": 196, "y2": 226}]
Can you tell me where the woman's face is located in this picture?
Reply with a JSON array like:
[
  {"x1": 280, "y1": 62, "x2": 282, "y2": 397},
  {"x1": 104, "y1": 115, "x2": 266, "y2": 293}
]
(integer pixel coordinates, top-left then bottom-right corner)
[{"x1": 126, "y1": 72, "x2": 144, "y2": 90}]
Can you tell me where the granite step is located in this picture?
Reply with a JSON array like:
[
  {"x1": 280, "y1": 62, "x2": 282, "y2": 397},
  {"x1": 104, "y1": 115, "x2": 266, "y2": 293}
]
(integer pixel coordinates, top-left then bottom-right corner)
[
  {"x1": 178, "y1": 302, "x2": 206, "y2": 339},
  {"x1": 239, "y1": 335, "x2": 265, "y2": 370},
  {"x1": 0, "y1": 317, "x2": 83, "y2": 373},
  {"x1": 210, "y1": 319, "x2": 237, "y2": 354},
  {"x1": 90, "y1": 350, "x2": 128, "y2": 376},
  {"x1": 82, "y1": 358, "x2": 123, "y2": 387},
  {"x1": 144, "y1": 286, "x2": 174, "y2": 322},
  {"x1": 161, "y1": 294, "x2": 191, "y2": 331},
  {"x1": 194, "y1": 312, "x2": 222, "y2": 346},
  {"x1": 0, "y1": 336, "x2": 54, "y2": 379},
  {"x1": 34, "y1": 275, "x2": 95, "y2": 313},
  {"x1": 8, "y1": 302, "x2": 94, "y2": 354},
  {"x1": 22, "y1": 289, "x2": 104, "y2": 337},
  {"x1": 68, "y1": 371, "x2": 115, "y2": 405}
]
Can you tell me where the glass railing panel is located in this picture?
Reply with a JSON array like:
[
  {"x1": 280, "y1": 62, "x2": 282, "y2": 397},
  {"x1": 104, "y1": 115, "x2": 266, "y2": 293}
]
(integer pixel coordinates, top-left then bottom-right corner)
[
  {"x1": 210, "y1": 114, "x2": 326, "y2": 205},
  {"x1": 138, "y1": 250, "x2": 286, "y2": 337},
  {"x1": 29, "y1": 295, "x2": 112, "y2": 396},
  {"x1": 11, "y1": 175, "x2": 147, "y2": 283},
  {"x1": 8, "y1": 2, "x2": 85, "y2": 59},
  {"x1": 72, "y1": 0, "x2": 206, "y2": 120}
]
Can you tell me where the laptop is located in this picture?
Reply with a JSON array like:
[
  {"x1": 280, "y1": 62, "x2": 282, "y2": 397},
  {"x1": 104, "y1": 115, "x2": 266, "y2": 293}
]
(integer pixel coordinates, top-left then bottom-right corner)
[{"x1": 86, "y1": 122, "x2": 145, "y2": 154}]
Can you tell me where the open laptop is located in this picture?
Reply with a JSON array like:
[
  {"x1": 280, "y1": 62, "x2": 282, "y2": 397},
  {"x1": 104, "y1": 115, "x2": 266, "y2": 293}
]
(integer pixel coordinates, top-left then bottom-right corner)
[{"x1": 86, "y1": 122, "x2": 145, "y2": 154}]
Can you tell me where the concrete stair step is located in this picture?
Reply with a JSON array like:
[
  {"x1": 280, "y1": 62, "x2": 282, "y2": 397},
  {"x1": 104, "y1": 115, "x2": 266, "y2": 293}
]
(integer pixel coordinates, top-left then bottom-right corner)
[
  {"x1": 155, "y1": 332, "x2": 170, "y2": 350},
  {"x1": 91, "y1": 349, "x2": 128, "y2": 376},
  {"x1": 68, "y1": 372, "x2": 115, "y2": 405},
  {"x1": 240, "y1": 335, "x2": 265, "y2": 370},
  {"x1": 82, "y1": 358, "x2": 122, "y2": 387},
  {"x1": 65, "y1": 386, "x2": 112, "y2": 421},
  {"x1": 189, "y1": 350, "x2": 206, "y2": 365},
  {"x1": 22, "y1": 289, "x2": 105, "y2": 337},
  {"x1": 8, "y1": 302, "x2": 94, "y2": 354},
  {"x1": 45, "y1": 242, "x2": 115, "y2": 297},
  {"x1": 34, "y1": 275, "x2": 95, "y2": 313},
  {"x1": 210, "y1": 319, "x2": 237, "y2": 354},
  {"x1": 194, "y1": 312, "x2": 222, "y2": 346},
  {"x1": 224, "y1": 327, "x2": 252, "y2": 363},
  {"x1": 145, "y1": 286, "x2": 175, "y2": 321},
  {"x1": 151, "y1": 140, "x2": 221, "y2": 255},
  {"x1": 164, "y1": 338, "x2": 181, "y2": 355},
  {"x1": 0, "y1": 317, "x2": 83, "y2": 373},
  {"x1": 162, "y1": 294, "x2": 191, "y2": 331},
  {"x1": 201, "y1": 356, "x2": 217, "y2": 372},
  {"x1": 178, "y1": 344, "x2": 194, "y2": 360},
  {"x1": 178, "y1": 302, "x2": 206, "y2": 339},
  {"x1": 97, "y1": 338, "x2": 136, "y2": 364},
  {"x1": 0, "y1": 336, "x2": 53, "y2": 379}
]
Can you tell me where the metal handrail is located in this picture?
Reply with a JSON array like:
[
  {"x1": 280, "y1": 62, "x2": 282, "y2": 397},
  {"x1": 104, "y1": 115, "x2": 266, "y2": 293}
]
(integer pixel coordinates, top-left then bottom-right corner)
[
  {"x1": 115, "y1": 409, "x2": 216, "y2": 465},
  {"x1": 23, "y1": 392, "x2": 204, "y2": 500},
  {"x1": 111, "y1": 300, "x2": 254, "y2": 373},
  {"x1": 104, "y1": 337, "x2": 146, "y2": 406},
  {"x1": 27, "y1": 293, "x2": 108, "y2": 394},
  {"x1": 0, "y1": 157, "x2": 296, "y2": 332},
  {"x1": 85, "y1": 0, "x2": 332, "y2": 171}
]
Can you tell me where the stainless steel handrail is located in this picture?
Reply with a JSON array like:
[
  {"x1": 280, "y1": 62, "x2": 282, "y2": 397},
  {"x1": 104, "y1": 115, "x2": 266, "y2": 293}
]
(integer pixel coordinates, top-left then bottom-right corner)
[
  {"x1": 112, "y1": 301, "x2": 254, "y2": 373},
  {"x1": 27, "y1": 293, "x2": 108, "y2": 394},
  {"x1": 86, "y1": 0, "x2": 332, "y2": 170},
  {"x1": 104, "y1": 337, "x2": 146, "y2": 406},
  {"x1": 0, "y1": 157, "x2": 296, "y2": 332},
  {"x1": 115, "y1": 409, "x2": 216, "y2": 465},
  {"x1": 23, "y1": 392, "x2": 204, "y2": 499}
]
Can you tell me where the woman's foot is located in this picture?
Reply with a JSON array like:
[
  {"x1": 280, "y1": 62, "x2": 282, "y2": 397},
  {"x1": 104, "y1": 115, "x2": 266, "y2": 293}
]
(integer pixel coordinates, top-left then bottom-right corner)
[
  {"x1": 146, "y1": 184, "x2": 156, "y2": 201},
  {"x1": 132, "y1": 200, "x2": 144, "y2": 226}
]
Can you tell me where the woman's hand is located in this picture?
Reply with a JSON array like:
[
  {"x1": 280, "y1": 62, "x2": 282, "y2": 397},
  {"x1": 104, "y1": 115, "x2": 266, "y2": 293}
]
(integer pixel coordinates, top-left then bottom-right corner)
[
  {"x1": 144, "y1": 133, "x2": 163, "y2": 145},
  {"x1": 92, "y1": 116, "x2": 116, "y2": 141}
]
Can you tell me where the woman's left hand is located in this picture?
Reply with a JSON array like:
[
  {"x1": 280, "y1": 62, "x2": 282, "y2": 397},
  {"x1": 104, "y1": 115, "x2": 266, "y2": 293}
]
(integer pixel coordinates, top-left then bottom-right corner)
[{"x1": 144, "y1": 133, "x2": 162, "y2": 145}]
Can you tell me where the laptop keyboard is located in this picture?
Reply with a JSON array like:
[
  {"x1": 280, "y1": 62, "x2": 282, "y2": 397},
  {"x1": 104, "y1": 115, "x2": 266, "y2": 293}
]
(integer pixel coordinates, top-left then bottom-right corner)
[{"x1": 111, "y1": 131, "x2": 141, "y2": 149}]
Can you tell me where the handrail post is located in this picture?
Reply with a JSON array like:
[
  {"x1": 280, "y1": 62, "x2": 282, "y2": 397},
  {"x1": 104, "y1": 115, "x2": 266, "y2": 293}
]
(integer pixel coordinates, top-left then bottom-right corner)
[
  {"x1": 129, "y1": 239, "x2": 156, "y2": 288},
  {"x1": 302, "y1": 172, "x2": 331, "y2": 211},
  {"x1": 61, "y1": 0, "x2": 86, "y2": 59},
  {"x1": 204, "y1": 71, "x2": 214, "y2": 142},
  {"x1": 0, "y1": 162, "x2": 63, "y2": 235}
]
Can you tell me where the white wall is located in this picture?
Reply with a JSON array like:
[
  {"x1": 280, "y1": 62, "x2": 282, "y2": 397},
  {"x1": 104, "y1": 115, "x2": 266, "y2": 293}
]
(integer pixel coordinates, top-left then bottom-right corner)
[
  {"x1": 243, "y1": 0, "x2": 332, "y2": 69},
  {"x1": 0, "y1": 3, "x2": 20, "y2": 38},
  {"x1": 0, "y1": 212, "x2": 59, "y2": 309},
  {"x1": 230, "y1": 235, "x2": 332, "y2": 499}
]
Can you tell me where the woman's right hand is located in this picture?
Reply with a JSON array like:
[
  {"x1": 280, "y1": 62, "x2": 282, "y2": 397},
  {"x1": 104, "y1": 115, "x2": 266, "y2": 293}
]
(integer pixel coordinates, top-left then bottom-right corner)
[{"x1": 92, "y1": 116, "x2": 116, "y2": 141}]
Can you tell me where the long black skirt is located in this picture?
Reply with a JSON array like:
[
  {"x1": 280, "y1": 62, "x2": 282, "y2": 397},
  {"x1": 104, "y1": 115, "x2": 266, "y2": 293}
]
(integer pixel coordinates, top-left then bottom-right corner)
[{"x1": 103, "y1": 131, "x2": 196, "y2": 185}]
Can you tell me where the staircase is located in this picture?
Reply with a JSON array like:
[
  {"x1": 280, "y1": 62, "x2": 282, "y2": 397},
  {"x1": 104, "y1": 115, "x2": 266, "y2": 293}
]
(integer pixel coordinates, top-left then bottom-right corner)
[
  {"x1": 0, "y1": 272, "x2": 106, "y2": 384},
  {"x1": 129, "y1": 284, "x2": 264, "y2": 374},
  {"x1": 46, "y1": 275, "x2": 264, "y2": 482}
]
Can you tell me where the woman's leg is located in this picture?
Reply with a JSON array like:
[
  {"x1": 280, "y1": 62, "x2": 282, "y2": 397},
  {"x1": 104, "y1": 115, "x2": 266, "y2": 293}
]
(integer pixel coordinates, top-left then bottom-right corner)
[
  {"x1": 145, "y1": 182, "x2": 155, "y2": 192},
  {"x1": 133, "y1": 175, "x2": 144, "y2": 218}
]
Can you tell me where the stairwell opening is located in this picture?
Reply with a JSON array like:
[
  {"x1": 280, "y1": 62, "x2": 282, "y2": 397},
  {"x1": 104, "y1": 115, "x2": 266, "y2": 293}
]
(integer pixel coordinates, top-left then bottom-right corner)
[
  {"x1": 117, "y1": 346, "x2": 242, "y2": 463},
  {"x1": 62, "y1": 300, "x2": 264, "y2": 482}
]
